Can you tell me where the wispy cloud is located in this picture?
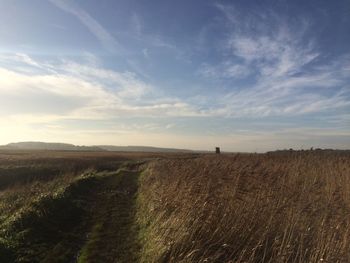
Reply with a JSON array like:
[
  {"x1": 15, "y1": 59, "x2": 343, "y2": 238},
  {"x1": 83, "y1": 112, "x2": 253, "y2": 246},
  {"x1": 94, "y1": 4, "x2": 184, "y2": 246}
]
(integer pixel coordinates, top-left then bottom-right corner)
[
  {"x1": 197, "y1": 3, "x2": 350, "y2": 118},
  {"x1": 0, "y1": 53, "x2": 201, "y2": 122},
  {"x1": 131, "y1": 13, "x2": 142, "y2": 38},
  {"x1": 129, "y1": 13, "x2": 176, "y2": 50},
  {"x1": 198, "y1": 62, "x2": 251, "y2": 79},
  {"x1": 49, "y1": 0, "x2": 122, "y2": 54},
  {"x1": 127, "y1": 12, "x2": 191, "y2": 64},
  {"x1": 226, "y1": 27, "x2": 318, "y2": 78},
  {"x1": 0, "y1": 53, "x2": 348, "y2": 150}
]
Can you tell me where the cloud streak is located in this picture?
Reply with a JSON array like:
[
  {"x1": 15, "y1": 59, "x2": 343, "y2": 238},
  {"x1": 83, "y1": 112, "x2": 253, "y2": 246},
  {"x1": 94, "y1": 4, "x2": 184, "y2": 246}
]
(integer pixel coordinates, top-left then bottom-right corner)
[
  {"x1": 0, "y1": 54, "x2": 202, "y2": 122},
  {"x1": 49, "y1": 0, "x2": 122, "y2": 54},
  {"x1": 0, "y1": 52, "x2": 348, "y2": 150},
  {"x1": 197, "y1": 3, "x2": 350, "y2": 118}
]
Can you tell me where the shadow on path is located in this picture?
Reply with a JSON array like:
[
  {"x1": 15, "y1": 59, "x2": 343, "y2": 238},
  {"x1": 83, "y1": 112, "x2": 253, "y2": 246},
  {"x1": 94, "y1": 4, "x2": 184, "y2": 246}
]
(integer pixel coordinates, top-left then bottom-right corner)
[{"x1": 77, "y1": 169, "x2": 141, "y2": 263}]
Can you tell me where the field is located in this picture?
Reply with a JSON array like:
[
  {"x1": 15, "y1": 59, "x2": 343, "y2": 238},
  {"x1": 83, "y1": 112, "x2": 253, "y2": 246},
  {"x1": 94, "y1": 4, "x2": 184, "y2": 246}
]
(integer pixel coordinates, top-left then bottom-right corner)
[{"x1": 0, "y1": 150, "x2": 349, "y2": 262}]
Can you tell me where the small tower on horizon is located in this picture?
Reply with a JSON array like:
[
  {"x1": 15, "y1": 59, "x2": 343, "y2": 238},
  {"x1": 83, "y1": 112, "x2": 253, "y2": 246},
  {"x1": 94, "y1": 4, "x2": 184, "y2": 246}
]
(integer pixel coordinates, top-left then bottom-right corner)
[{"x1": 215, "y1": 147, "x2": 221, "y2": 154}]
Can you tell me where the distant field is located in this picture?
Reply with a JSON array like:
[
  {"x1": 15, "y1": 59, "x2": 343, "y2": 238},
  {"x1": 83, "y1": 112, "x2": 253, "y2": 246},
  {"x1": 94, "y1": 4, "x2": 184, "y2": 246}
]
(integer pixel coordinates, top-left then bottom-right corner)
[{"x1": 0, "y1": 150, "x2": 349, "y2": 262}]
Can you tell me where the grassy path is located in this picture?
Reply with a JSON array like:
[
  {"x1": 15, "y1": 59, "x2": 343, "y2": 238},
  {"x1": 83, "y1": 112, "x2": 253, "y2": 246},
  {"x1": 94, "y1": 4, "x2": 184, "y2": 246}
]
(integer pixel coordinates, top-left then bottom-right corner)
[
  {"x1": 0, "y1": 165, "x2": 143, "y2": 263},
  {"x1": 77, "y1": 169, "x2": 141, "y2": 263}
]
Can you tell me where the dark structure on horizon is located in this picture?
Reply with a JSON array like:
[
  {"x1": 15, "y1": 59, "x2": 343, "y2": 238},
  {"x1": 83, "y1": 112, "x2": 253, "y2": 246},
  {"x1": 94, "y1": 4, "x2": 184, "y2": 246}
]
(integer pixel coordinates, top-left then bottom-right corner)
[{"x1": 215, "y1": 147, "x2": 221, "y2": 154}]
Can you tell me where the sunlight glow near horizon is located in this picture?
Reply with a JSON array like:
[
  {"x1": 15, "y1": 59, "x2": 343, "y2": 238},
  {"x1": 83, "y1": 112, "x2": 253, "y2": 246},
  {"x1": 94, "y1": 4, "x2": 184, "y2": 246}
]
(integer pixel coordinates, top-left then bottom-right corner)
[{"x1": 0, "y1": 0, "x2": 349, "y2": 151}]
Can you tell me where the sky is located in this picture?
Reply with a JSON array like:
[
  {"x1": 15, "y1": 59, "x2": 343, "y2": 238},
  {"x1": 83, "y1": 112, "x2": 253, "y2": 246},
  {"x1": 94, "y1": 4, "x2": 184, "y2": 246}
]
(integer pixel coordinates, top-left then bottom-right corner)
[{"x1": 0, "y1": 0, "x2": 349, "y2": 152}]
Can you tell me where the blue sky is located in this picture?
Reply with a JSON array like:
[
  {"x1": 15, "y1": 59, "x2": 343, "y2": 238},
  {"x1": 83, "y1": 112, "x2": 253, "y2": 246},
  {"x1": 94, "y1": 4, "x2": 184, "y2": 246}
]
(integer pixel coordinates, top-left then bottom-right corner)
[{"x1": 0, "y1": 0, "x2": 349, "y2": 151}]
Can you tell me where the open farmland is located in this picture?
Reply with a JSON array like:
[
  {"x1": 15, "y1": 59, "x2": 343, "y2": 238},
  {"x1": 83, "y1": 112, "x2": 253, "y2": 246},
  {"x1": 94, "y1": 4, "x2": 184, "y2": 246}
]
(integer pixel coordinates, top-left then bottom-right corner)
[{"x1": 0, "y1": 150, "x2": 349, "y2": 262}]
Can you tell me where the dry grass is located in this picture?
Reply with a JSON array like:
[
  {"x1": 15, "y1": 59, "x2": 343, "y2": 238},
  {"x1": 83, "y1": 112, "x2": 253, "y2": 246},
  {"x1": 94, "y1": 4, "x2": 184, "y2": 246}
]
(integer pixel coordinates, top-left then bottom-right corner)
[
  {"x1": 0, "y1": 150, "x2": 191, "y2": 262},
  {"x1": 1, "y1": 150, "x2": 350, "y2": 262},
  {"x1": 137, "y1": 151, "x2": 350, "y2": 262}
]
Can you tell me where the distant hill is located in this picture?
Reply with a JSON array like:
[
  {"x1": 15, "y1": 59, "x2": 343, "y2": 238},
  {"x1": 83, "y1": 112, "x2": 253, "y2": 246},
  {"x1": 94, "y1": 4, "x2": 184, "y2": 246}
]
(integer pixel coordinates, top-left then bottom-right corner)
[
  {"x1": 4, "y1": 142, "x2": 105, "y2": 151},
  {"x1": 1, "y1": 142, "x2": 192, "y2": 153},
  {"x1": 98, "y1": 145, "x2": 192, "y2": 153}
]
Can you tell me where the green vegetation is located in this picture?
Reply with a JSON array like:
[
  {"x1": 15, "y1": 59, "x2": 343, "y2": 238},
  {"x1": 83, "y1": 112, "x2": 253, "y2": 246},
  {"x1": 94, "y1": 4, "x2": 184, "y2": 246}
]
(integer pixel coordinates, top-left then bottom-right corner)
[
  {"x1": 0, "y1": 172, "x2": 116, "y2": 262},
  {"x1": 1, "y1": 150, "x2": 350, "y2": 262},
  {"x1": 77, "y1": 170, "x2": 141, "y2": 263},
  {"x1": 0, "y1": 152, "x2": 145, "y2": 262},
  {"x1": 0, "y1": 169, "x2": 142, "y2": 262}
]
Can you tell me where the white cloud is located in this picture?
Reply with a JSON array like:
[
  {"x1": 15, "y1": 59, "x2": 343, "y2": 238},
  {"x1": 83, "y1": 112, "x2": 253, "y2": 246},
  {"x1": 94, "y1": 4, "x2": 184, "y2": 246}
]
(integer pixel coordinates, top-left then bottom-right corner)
[
  {"x1": 13, "y1": 53, "x2": 42, "y2": 68},
  {"x1": 198, "y1": 62, "x2": 251, "y2": 79},
  {"x1": 55, "y1": 60, "x2": 151, "y2": 99},
  {"x1": 142, "y1": 48, "x2": 149, "y2": 58},
  {"x1": 131, "y1": 13, "x2": 142, "y2": 37},
  {"x1": 0, "y1": 54, "x2": 203, "y2": 122},
  {"x1": 49, "y1": 0, "x2": 122, "y2": 54},
  {"x1": 197, "y1": 4, "x2": 350, "y2": 118},
  {"x1": 0, "y1": 53, "x2": 348, "y2": 150},
  {"x1": 127, "y1": 12, "x2": 176, "y2": 50},
  {"x1": 227, "y1": 30, "x2": 319, "y2": 78}
]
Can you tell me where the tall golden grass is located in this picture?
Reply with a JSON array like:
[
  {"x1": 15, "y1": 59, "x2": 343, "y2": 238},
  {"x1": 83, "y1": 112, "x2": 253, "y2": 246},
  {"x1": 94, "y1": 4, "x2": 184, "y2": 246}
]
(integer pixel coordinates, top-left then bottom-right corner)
[{"x1": 137, "y1": 151, "x2": 350, "y2": 262}]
